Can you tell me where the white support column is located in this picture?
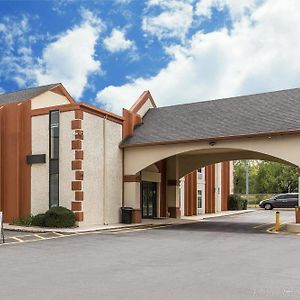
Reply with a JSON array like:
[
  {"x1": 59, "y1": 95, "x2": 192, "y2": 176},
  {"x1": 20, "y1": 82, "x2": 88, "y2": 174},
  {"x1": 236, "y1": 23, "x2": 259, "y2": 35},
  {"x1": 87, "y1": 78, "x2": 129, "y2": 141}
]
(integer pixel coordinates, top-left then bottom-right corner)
[
  {"x1": 166, "y1": 156, "x2": 180, "y2": 218},
  {"x1": 298, "y1": 169, "x2": 300, "y2": 207},
  {"x1": 298, "y1": 173, "x2": 300, "y2": 206},
  {"x1": 123, "y1": 175, "x2": 141, "y2": 223}
]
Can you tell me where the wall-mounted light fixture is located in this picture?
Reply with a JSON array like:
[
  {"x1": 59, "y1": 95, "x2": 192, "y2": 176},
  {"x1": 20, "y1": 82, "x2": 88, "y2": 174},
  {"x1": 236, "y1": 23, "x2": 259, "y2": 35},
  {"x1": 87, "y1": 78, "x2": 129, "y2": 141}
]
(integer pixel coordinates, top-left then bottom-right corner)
[{"x1": 209, "y1": 141, "x2": 216, "y2": 146}]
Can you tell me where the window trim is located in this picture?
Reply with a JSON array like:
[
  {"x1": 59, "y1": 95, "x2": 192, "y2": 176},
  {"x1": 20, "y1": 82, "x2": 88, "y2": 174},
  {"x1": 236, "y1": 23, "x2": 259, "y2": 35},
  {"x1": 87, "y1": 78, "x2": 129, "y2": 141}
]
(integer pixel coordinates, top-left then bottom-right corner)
[{"x1": 49, "y1": 110, "x2": 60, "y2": 208}]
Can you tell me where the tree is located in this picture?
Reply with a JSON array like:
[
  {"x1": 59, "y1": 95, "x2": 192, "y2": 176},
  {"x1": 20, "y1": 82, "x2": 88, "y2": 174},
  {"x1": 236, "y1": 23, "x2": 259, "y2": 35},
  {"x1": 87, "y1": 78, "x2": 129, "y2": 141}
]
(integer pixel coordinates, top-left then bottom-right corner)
[
  {"x1": 233, "y1": 160, "x2": 257, "y2": 194},
  {"x1": 255, "y1": 161, "x2": 298, "y2": 194},
  {"x1": 234, "y1": 160, "x2": 298, "y2": 194}
]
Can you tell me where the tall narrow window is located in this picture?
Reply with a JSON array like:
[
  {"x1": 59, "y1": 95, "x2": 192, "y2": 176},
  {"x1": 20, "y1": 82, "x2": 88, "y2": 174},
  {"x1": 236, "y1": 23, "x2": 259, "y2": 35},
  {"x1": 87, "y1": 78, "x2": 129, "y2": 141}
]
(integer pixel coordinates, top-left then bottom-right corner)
[{"x1": 49, "y1": 110, "x2": 59, "y2": 208}]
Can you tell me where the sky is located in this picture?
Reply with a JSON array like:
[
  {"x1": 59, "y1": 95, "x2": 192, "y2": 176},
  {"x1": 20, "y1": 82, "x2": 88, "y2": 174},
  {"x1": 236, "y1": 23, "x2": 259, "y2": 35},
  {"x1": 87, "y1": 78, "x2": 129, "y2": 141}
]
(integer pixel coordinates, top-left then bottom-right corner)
[{"x1": 1, "y1": 0, "x2": 300, "y2": 114}]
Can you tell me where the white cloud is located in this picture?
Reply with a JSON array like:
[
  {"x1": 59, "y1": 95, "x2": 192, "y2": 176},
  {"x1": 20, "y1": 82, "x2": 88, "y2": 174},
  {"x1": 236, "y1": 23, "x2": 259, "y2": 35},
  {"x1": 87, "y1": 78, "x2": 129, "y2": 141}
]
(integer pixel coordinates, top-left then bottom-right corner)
[
  {"x1": 114, "y1": 0, "x2": 132, "y2": 3},
  {"x1": 103, "y1": 28, "x2": 135, "y2": 53},
  {"x1": 0, "y1": 15, "x2": 38, "y2": 87},
  {"x1": 0, "y1": 9, "x2": 103, "y2": 99},
  {"x1": 195, "y1": 0, "x2": 258, "y2": 19},
  {"x1": 97, "y1": 0, "x2": 300, "y2": 113},
  {"x1": 34, "y1": 8, "x2": 103, "y2": 99},
  {"x1": 142, "y1": 0, "x2": 194, "y2": 41}
]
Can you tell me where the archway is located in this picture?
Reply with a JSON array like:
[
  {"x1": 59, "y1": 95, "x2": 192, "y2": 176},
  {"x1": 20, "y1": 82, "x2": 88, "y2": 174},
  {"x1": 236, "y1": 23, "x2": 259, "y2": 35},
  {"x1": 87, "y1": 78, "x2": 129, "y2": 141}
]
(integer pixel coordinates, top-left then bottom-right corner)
[
  {"x1": 121, "y1": 88, "x2": 300, "y2": 224},
  {"x1": 123, "y1": 139, "x2": 300, "y2": 223}
]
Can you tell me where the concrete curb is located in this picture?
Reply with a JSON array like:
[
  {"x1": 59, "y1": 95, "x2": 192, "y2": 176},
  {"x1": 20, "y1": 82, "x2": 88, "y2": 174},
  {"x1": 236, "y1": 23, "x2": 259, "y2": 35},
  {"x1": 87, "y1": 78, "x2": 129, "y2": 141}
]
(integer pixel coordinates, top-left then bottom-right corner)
[
  {"x1": 3, "y1": 210, "x2": 256, "y2": 234},
  {"x1": 286, "y1": 223, "x2": 300, "y2": 233}
]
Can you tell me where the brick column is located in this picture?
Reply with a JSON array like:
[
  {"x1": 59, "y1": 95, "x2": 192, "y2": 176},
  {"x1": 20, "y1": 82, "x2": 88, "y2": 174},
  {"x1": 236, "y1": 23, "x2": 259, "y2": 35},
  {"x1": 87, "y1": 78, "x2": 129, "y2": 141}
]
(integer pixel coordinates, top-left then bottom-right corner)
[{"x1": 71, "y1": 110, "x2": 84, "y2": 222}]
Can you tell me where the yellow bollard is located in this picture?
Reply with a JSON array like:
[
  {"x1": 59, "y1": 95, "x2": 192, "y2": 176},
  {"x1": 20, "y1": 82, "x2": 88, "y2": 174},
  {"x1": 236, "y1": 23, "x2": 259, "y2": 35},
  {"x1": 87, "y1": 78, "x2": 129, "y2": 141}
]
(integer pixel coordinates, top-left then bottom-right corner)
[{"x1": 275, "y1": 211, "x2": 280, "y2": 232}]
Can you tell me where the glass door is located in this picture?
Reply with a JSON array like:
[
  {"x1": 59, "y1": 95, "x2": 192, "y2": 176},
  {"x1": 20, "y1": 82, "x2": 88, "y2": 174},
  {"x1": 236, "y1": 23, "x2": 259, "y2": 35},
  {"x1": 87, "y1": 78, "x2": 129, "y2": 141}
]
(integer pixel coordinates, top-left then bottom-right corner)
[{"x1": 141, "y1": 182, "x2": 157, "y2": 218}]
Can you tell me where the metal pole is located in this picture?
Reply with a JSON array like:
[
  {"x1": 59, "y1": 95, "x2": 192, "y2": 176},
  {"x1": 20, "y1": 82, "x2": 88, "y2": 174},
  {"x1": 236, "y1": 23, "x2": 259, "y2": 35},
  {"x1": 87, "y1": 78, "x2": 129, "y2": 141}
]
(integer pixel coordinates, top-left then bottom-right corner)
[
  {"x1": 245, "y1": 160, "x2": 249, "y2": 197},
  {"x1": 275, "y1": 211, "x2": 280, "y2": 232}
]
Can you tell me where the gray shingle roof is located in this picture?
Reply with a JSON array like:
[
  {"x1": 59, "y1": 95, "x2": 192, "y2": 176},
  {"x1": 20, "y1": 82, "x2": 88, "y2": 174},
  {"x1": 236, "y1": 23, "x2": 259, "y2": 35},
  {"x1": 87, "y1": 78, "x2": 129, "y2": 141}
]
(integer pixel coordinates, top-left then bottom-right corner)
[
  {"x1": 121, "y1": 88, "x2": 300, "y2": 147},
  {"x1": 0, "y1": 83, "x2": 59, "y2": 105}
]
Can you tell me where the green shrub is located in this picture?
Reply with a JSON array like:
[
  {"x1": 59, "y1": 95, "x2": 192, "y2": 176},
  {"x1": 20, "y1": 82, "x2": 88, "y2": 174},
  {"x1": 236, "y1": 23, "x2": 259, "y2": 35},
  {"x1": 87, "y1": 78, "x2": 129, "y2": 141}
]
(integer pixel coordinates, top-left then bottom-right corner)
[
  {"x1": 11, "y1": 215, "x2": 34, "y2": 226},
  {"x1": 228, "y1": 194, "x2": 248, "y2": 210},
  {"x1": 44, "y1": 207, "x2": 76, "y2": 228},
  {"x1": 32, "y1": 213, "x2": 46, "y2": 227}
]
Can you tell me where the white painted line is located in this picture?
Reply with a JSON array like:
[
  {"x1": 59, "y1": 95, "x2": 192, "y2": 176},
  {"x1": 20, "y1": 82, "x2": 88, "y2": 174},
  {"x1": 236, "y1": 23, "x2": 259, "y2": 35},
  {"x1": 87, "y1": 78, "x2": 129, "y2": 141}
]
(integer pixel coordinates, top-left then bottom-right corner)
[
  {"x1": 253, "y1": 223, "x2": 273, "y2": 229},
  {"x1": 11, "y1": 237, "x2": 24, "y2": 242},
  {"x1": 34, "y1": 234, "x2": 46, "y2": 240},
  {"x1": 53, "y1": 232, "x2": 64, "y2": 236}
]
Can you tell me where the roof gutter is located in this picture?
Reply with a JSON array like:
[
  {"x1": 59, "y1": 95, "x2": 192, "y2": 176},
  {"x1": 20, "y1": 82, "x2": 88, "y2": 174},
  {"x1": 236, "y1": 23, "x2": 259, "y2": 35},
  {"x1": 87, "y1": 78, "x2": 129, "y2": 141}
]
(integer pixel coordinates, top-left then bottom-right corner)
[{"x1": 119, "y1": 129, "x2": 300, "y2": 148}]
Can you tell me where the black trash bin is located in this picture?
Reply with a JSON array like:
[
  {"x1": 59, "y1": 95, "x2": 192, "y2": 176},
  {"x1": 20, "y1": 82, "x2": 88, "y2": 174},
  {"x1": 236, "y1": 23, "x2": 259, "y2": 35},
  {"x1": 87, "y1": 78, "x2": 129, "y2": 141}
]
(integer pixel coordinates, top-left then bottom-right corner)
[{"x1": 121, "y1": 207, "x2": 133, "y2": 224}]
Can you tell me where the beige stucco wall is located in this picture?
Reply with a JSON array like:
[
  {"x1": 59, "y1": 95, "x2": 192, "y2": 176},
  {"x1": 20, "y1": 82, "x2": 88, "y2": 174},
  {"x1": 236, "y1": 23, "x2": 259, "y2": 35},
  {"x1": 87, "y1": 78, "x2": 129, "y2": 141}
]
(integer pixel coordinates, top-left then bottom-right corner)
[
  {"x1": 31, "y1": 91, "x2": 70, "y2": 109},
  {"x1": 103, "y1": 120, "x2": 123, "y2": 224},
  {"x1": 31, "y1": 114, "x2": 49, "y2": 215},
  {"x1": 124, "y1": 182, "x2": 140, "y2": 208},
  {"x1": 59, "y1": 111, "x2": 74, "y2": 210},
  {"x1": 141, "y1": 170, "x2": 161, "y2": 182},
  {"x1": 124, "y1": 135, "x2": 300, "y2": 175},
  {"x1": 32, "y1": 110, "x2": 122, "y2": 225},
  {"x1": 136, "y1": 98, "x2": 154, "y2": 117},
  {"x1": 82, "y1": 113, "x2": 104, "y2": 225}
]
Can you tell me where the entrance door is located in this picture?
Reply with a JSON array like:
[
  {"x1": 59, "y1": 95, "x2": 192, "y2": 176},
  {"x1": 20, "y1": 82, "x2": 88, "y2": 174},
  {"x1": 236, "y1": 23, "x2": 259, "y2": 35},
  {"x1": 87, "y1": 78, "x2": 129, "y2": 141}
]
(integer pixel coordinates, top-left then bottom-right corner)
[{"x1": 141, "y1": 182, "x2": 157, "y2": 218}]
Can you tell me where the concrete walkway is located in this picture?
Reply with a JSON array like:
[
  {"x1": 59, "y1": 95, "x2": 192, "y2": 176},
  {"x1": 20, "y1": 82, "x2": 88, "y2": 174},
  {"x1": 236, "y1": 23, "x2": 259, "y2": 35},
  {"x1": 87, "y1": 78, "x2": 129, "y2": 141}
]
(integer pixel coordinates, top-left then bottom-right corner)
[{"x1": 3, "y1": 210, "x2": 254, "y2": 234}]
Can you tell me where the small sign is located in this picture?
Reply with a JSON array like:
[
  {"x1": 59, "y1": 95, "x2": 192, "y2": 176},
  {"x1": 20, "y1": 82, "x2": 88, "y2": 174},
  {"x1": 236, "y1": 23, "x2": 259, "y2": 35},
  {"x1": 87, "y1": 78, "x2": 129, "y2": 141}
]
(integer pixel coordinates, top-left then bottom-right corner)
[{"x1": 26, "y1": 154, "x2": 46, "y2": 165}]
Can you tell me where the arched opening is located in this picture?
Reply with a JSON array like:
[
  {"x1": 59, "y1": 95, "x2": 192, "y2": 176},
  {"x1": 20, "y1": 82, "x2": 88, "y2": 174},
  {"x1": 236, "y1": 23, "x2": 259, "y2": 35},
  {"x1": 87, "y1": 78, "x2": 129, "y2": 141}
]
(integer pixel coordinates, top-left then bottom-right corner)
[{"x1": 123, "y1": 140, "x2": 300, "y2": 223}]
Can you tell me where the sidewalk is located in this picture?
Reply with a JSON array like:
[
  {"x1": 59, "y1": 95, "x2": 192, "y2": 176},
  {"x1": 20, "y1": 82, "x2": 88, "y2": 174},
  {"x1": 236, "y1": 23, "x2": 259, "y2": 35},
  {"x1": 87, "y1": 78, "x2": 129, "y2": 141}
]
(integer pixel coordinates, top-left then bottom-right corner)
[{"x1": 3, "y1": 209, "x2": 254, "y2": 234}]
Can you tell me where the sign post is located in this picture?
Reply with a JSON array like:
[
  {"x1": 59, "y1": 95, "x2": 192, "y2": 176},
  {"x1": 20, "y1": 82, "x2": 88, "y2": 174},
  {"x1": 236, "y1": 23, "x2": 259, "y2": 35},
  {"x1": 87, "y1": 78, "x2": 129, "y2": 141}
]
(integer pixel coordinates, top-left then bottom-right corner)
[{"x1": 0, "y1": 212, "x2": 4, "y2": 244}]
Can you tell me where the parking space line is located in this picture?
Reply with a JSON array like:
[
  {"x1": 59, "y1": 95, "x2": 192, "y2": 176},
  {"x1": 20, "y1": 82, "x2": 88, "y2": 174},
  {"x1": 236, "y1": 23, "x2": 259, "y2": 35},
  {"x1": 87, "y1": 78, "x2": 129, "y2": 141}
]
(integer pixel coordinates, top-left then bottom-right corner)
[
  {"x1": 253, "y1": 223, "x2": 273, "y2": 229},
  {"x1": 34, "y1": 234, "x2": 46, "y2": 240},
  {"x1": 11, "y1": 236, "x2": 24, "y2": 242},
  {"x1": 53, "y1": 232, "x2": 65, "y2": 236}
]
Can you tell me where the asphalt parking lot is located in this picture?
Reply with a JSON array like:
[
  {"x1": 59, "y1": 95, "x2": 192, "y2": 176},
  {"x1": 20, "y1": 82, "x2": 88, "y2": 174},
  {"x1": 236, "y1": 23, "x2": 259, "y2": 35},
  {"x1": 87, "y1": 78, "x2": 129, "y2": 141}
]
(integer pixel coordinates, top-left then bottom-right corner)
[{"x1": 0, "y1": 210, "x2": 299, "y2": 300}]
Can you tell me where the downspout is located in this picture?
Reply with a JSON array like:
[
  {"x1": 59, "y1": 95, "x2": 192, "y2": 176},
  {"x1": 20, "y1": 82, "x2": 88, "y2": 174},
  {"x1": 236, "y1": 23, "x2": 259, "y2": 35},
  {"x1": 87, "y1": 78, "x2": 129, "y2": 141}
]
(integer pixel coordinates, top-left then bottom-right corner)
[
  {"x1": 122, "y1": 148, "x2": 124, "y2": 207},
  {"x1": 103, "y1": 115, "x2": 107, "y2": 225}
]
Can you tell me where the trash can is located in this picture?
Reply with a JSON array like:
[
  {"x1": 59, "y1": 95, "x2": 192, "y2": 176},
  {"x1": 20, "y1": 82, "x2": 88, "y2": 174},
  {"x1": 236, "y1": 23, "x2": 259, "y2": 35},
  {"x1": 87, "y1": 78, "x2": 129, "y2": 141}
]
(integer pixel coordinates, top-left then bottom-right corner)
[{"x1": 121, "y1": 207, "x2": 133, "y2": 224}]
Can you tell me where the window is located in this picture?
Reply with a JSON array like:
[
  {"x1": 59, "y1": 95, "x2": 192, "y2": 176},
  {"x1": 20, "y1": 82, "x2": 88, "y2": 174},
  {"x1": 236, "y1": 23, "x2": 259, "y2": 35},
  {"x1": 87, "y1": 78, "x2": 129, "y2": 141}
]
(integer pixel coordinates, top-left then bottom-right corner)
[
  {"x1": 197, "y1": 190, "x2": 202, "y2": 208},
  {"x1": 286, "y1": 194, "x2": 297, "y2": 198},
  {"x1": 198, "y1": 168, "x2": 203, "y2": 180},
  {"x1": 49, "y1": 111, "x2": 59, "y2": 208}
]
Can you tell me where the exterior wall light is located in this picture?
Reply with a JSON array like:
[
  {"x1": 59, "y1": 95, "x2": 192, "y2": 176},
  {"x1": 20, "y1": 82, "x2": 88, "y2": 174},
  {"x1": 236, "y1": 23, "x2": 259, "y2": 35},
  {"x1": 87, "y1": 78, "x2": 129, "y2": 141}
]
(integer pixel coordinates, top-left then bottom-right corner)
[{"x1": 209, "y1": 141, "x2": 216, "y2": 146}]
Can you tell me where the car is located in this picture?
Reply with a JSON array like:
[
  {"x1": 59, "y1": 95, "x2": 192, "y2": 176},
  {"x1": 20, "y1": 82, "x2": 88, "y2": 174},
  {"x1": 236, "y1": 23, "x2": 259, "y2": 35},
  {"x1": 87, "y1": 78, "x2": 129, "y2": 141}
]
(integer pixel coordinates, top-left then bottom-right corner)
[{"x1": 259, "y1": 193, "x2": 299, "y2": 210}]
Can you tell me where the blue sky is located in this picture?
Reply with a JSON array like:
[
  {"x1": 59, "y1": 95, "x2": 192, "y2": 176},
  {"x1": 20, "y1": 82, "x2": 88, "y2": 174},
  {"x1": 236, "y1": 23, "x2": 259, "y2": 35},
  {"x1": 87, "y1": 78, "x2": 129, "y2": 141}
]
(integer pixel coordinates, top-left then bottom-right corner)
[{"x1": 1, "y1": 0, "x2": 300, "y2": 113}]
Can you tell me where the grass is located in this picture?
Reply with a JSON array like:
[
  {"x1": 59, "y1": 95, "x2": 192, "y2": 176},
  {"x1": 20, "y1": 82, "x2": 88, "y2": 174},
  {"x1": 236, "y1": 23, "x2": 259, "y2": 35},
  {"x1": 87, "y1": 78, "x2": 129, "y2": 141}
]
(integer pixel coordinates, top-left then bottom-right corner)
[{"x1": 10, "y1": 215, "x2": 34, "y2": 226}]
